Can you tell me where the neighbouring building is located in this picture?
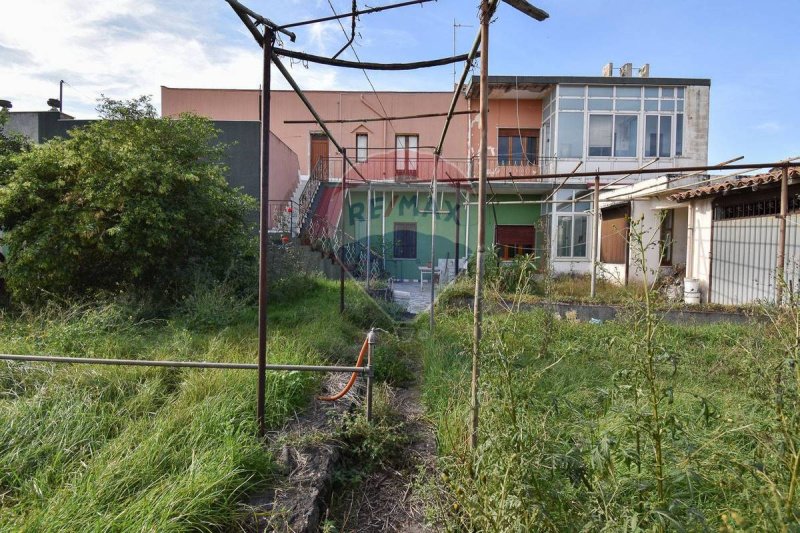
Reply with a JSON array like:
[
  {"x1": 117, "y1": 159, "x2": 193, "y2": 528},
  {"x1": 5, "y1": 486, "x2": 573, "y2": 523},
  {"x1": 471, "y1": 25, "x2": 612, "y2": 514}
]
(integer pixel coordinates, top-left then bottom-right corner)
[
  {"x1": 594, "y1": 166, "x2": 800, "y2": 306},
  {"x1": 162, "y1": 66, "x2": 711, "y2": 281},
  {"x1": 1, "y1": 109, "x2": 303, "y2": 221}
]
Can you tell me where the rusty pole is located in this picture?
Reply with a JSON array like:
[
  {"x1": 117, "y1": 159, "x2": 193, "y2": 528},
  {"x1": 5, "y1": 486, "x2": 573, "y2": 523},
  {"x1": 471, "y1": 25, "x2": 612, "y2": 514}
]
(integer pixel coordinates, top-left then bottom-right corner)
[
  {"x1": 257, "y1": 30, "x2": 274, "y2": 438},
  {"x1": 340, "y1": 149, "x2": 347, "y2": 313},
  {"x1": 590, "y1": 175, "x2": 600, "y2": 298},
  {"x1": 777, "y1": 164, "x2": 789, "y2": 304},
  {"x1": 454, "y1": 183, "x2": 461, "y2": 277},
  {"x1": 470, "y1": 0, "x2": 490, "y2": 451},
  {"x1": 430, "y1": 153, "x2": 439, "y2": 331},
  {"x1": 366, "y1": 184, "x2": 372, "y2": 291}
]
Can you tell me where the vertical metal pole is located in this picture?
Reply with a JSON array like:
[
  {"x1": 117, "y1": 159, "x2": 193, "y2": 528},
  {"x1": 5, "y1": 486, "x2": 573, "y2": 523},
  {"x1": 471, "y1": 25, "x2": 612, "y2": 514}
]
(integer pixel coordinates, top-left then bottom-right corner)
[
  {"x1": 366, "y1": 185, "x2": 372, "y2": 291},
  {"x1": 59, "y1": 80, "x2": 64, "y2": 114},
  {"x1": 471, "y1": 0, "x2": 489, "y2": 451},
  {"x1": 777, "y1": 165, "x2": 789, "y2": 304},
  {"x1": 340, "y1": 149, "x2": 347, "y2": 313},
  {"x1": 590, "y1": 175, "x2": 600, "y2": 298},
  {"x1": 430, "y1": 153, "x2": 439, "y2": 331},
  {"x1": 381, "y1": 191, "x2": 386, "y2": 270},
  {"x1": 455, "y1": 183, "x2": 461, "y2": 276},
  {"x1": 465, "y1": 190, "x2": 471, "y2": 258},
  {"x1": 366, "y1": 328, "x2": 376, "y2": 422},
  {"x1": 257, "y1": 31, "x2": 274, "y2": 439}
]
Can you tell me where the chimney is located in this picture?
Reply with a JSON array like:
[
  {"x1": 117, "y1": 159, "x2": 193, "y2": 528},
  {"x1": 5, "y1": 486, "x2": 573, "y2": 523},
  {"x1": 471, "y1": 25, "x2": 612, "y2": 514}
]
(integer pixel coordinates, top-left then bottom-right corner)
[
  {"x1": 602, "y1": 62, "x2": 614, "y2": 77},
  {"x1": 619, "y1": 63, "x2": 633, "y2": 77},
  {"x1": 639, "y1": 63, "x2": 650, "y2": 78}
]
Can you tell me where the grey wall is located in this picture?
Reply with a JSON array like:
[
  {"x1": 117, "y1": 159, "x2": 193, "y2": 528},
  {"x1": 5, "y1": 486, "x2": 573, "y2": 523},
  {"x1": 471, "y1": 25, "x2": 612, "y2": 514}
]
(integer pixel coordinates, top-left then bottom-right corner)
[
  {"x1": 3, "y1": 112, "x2": 267, "y2": 200},
  {"x1": 214, "y1": 120, "x2": 260, "y2": 199}
]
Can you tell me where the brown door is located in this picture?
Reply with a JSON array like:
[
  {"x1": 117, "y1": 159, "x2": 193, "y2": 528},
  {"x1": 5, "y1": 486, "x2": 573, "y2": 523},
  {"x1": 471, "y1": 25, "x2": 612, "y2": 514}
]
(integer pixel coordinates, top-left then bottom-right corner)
[
  {"x1": 495, "y1": 225, "x2": 535, "y2": 260},
  {"x1": 310, "y1": 133, "x2": 329, "y2": 180},
  {"x1": 600, "y1": 204, "x2": 630, "y2": 264}
]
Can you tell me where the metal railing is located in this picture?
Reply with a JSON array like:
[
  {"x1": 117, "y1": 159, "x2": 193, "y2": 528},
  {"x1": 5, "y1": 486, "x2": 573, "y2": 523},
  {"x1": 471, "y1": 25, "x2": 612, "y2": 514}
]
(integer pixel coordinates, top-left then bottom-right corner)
[
  {"x1": 301, "y1": 212, "x2": 389, "y2": 283},
  {"x1": 0, "y1": 327, "x2": 380, "y2": 422},
  {"x1": 266, "y1": 199, "x2": 299, "y2": 235}
]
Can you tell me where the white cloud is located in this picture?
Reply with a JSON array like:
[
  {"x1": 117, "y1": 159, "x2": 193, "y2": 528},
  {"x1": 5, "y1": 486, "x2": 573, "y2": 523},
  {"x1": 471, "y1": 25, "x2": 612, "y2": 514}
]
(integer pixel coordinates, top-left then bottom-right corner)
[
  {"x1": 754, "y1": 121, "x2": 782, "y2": 134},
  {"x1": 0, "y1": 1, "x2": 342, "y2": 118}
]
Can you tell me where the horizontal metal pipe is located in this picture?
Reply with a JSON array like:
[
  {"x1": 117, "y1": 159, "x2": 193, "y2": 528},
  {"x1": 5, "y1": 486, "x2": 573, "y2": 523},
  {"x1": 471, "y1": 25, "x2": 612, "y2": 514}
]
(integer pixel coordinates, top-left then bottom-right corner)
[
  {"x1": 402, "y1": 161, "x2": 796, "y2": 184},
  {"x1": 0, "y1": 354, "x2": 368, "y2": 373},
  {"x1": 274, "y1": 47, "x2": 476, "y2": 71},
  {"x1": 284, "y1": 110, "x2": 477, "y2": 125}
]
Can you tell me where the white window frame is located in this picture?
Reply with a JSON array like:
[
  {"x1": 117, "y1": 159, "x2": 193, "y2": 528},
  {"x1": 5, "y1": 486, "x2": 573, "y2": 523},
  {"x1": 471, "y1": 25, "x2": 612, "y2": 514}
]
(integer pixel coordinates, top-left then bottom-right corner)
[
  {"x1": 551, "y1": 190, "x2": 591, "y2": 260},
  {"x1": 555, "y1": 84, "x2": 686, "y2": 161},
  {"x1": 356, "y1": 133, "x2": 368, "y2": 162}
]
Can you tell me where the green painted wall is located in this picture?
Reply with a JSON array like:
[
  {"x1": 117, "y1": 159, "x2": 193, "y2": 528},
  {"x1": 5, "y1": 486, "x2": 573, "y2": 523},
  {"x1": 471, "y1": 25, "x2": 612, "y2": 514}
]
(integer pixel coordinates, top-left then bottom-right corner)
[{"x1": 344, "y1": 190, "x2": 543, "y2": 280}]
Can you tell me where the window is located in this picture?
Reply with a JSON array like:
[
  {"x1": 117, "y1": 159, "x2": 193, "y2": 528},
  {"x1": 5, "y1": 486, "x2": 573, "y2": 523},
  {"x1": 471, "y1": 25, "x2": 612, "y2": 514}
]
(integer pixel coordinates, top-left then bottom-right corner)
[
  {"x1": 395, "y1": 135, "x2": 418, "y2": 177},
  {"x1": 588, "y1": 115, "x2": 612, "y2": 156},
  {"x1": 495, "y1": 225, "x2": 535, "y2": 260},
  {"x1": 356, "y1": 133, "x2": 368, "y2": 162},
  {"x1": 614, "y1": 115, "x2": 638, "y2": 157},
  {"x1": 659, "y1": 210, "x2": 674, "y2": 266},
  {"x1": 659, "y1": 116, "x2": 672, "y2": 157},
  {"x1": 588, "y1": 115, "x2": 637, "y2": 158},
  {"x1": 557, "y1": 84, "x2": 686, "y2": 160},
  {"x1": 497, "y1": 128, "x2": 538, "y2": 165},
  {"x1": 558, "y1": 112, "x2": 584, "y2": 158},
  {"x1": 393, "y1": 222, "x2": 417, "y2": 259},
  {"x1": 554, "y1": 190, "x2": 590, "y2": 258}
]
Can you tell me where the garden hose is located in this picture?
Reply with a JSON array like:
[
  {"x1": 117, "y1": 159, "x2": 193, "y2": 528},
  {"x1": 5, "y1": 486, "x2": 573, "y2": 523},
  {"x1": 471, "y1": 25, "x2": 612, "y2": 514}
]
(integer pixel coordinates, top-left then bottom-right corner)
[{"x1": 318, "y1": 335, "x2": 369, "y2": 401}]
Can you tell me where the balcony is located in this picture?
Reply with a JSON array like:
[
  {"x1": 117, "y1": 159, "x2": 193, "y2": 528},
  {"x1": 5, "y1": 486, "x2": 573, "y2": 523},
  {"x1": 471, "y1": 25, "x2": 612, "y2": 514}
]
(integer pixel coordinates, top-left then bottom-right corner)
[{"x1": 311, "y1": 150, "x2": 544, "y2": 184}]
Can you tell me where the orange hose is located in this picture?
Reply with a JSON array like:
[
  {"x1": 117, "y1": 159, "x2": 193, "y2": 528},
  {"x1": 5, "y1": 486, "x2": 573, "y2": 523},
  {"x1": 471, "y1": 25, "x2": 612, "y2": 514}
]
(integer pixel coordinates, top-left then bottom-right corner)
[{"x1": 318, "y1": 336, "x2": 369, "y2": 401}]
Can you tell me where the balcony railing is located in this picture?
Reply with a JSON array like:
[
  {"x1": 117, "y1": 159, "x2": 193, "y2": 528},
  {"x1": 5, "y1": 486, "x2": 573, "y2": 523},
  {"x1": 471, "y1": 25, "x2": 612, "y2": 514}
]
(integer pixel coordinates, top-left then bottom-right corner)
[
  {"x1": 311, "y1": 151, "x2": 555, "y2": 183},
  {"x1": 311, "y1": 150, "x2": 706, "y2": 187}
]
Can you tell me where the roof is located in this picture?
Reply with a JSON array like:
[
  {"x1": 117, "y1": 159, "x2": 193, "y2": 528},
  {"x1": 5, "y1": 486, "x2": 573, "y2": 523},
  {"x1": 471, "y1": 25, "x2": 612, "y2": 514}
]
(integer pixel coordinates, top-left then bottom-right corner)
[
  {"x1": 669, "y1": 166, "x2": 800, "y2": 202},
  {"x1": 465, "y1": 75, "x2": 711, "y2": 98}
]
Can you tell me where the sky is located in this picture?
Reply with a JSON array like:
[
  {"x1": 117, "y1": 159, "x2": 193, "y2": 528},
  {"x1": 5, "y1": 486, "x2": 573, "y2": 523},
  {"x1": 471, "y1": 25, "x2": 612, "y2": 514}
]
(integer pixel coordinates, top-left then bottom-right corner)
[{"x1": 1, "y1": 0, "x2": 798, "y2": 164}]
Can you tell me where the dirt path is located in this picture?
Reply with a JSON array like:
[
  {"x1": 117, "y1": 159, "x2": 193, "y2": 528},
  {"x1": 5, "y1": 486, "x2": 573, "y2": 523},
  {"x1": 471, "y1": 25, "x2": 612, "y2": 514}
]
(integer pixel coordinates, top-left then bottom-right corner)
[{"x1": 325, "y1": 382, "x2": 437, "y2": 532}]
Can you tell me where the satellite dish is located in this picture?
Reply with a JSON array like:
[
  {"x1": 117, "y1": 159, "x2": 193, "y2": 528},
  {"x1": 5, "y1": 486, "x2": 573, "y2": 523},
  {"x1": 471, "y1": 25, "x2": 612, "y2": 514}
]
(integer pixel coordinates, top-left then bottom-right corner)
[
  {"x1": 0, "y1": 100, "x2": 11, "y2": 109},
  {"x1": 47, "y1": 98, "x2": 61, "y2": 110}
]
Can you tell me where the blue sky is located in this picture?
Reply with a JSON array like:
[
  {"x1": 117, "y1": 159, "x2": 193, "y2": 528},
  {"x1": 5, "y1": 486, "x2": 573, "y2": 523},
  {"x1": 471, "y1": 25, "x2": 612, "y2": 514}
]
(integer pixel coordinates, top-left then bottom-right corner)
[{"x1": 1, "y1": 0, "x2": 798, "y2": 163}]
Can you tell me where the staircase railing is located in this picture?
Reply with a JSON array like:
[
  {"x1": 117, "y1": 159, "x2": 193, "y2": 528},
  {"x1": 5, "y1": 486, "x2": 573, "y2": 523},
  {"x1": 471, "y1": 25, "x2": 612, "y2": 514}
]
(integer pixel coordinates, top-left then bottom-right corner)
[
  {"x1": 301, "y1": 213, "x2": 388, "y2": 282},
  {"x1": 296, "y1": 158, "x2": 327, "y2": 232}
]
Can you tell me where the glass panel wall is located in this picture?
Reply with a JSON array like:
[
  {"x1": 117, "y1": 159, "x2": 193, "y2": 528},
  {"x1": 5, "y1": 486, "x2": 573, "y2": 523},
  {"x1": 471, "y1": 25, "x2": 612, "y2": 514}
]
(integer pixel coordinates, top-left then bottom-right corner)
[{"x1": 555, "y1": 84, "x2": 686, "y2": 160}]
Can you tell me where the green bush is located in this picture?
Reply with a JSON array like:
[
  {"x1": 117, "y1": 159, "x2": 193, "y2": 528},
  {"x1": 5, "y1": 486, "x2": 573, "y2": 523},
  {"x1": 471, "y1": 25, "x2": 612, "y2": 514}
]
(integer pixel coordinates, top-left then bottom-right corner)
[
  {"x1": 466, "y1": 249, "x2": 538, "y2": 294},
  {"x1": 0, "y1": 97, "x2": 255, "y2": 306}
]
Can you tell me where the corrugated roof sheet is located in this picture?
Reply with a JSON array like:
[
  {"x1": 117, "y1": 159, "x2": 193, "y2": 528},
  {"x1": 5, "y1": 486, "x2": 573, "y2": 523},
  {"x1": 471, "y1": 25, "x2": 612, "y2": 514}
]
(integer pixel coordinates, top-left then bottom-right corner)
[{"x1": 668, "y1": 166, "x2": 800, "y2": 202}]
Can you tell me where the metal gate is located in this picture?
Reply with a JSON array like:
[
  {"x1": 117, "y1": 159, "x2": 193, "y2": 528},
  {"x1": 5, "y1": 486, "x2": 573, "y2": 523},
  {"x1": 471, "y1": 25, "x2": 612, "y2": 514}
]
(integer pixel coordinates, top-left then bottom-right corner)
[{"x1": 710, "y1": 214, "x2": 800, "y2": 305}]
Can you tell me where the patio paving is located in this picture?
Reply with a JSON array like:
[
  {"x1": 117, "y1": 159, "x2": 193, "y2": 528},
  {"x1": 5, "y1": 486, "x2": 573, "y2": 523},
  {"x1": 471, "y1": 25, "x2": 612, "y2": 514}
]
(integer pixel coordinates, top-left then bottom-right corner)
[{"x1": 391, "y1": 281, "x2": 440, "y2": 315}]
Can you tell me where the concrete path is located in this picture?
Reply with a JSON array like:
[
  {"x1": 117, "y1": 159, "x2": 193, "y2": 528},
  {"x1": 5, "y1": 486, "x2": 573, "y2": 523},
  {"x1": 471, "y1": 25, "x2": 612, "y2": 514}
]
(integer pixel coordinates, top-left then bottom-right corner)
[{"x1": 392, "y1": 281, "x2": 440, "y2": 315}]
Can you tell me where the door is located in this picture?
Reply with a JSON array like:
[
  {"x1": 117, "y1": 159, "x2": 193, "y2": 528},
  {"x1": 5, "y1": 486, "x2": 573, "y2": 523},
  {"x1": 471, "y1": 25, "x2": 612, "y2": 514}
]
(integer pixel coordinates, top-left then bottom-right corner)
[
  {"x1": 395, "y1": 134, "x2": 418, "y2": 179},
  {"x1": 600, "y1": 204, "x2": 629, "y2": 264},
  {"x1": 310, "y1": 133, "x2": 329, "y2": 180},
  {"x1": 495, "y1": 225, "x2": 535, "y2": 260}
]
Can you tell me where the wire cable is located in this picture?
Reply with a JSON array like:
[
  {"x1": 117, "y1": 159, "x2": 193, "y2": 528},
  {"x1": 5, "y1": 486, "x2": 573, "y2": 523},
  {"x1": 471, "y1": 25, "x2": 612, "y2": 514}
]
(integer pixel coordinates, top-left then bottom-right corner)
[{"x1": 326, "y1": 0, "x2": 398, "y2": 137}]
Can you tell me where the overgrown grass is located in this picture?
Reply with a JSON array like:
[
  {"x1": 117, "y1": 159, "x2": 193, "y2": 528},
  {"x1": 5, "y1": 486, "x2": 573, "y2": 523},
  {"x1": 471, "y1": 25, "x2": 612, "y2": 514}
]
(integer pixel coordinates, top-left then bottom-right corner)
[
  {"x1": 0, "y1": 276, "x2": 389, "y2": 530},
  {"x1": 421, "y1": 307, "x2": 795, "y2": 530}
]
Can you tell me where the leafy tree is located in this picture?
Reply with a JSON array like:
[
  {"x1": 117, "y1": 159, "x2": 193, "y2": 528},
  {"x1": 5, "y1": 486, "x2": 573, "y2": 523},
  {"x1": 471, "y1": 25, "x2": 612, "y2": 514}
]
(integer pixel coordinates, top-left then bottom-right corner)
[
  {"x1": 0, "y1": 96, "x2": 256, "y2": 304},
  {"x1": 0, "y1": 108, "x2": 30, "y2": 184}
]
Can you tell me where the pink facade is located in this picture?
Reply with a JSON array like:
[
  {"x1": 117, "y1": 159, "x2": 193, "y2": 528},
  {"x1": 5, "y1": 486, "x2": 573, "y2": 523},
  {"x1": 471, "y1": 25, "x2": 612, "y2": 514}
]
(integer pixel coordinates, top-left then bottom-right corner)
[
  {"x1": 467, "y1": 96, "x2": 543, "y2": 177},
  {"x1": 268, "y1": 132, "x2": 300, "y2": 212},
  {"x1": 162, "y1": 87, "x2": 260, "y2": 121},
  {"x1": 162, "y1": 87, "x2": 470, "y2": 177}
]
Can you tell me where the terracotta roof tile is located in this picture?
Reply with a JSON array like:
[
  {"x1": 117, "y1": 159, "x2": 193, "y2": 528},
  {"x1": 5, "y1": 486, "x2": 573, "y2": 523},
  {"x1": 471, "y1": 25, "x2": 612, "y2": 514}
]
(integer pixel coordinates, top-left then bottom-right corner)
[{"x1": 669, "y1": 166, "x2": 800, "y2": 202}]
